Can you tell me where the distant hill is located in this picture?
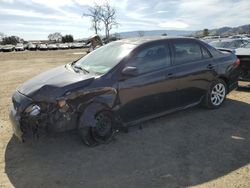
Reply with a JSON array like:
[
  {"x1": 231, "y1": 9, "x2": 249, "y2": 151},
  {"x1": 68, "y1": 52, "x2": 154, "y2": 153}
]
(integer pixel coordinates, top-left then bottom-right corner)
[
  {"x1": 194, "y1": 24, "x2": 250, "y2": 37},
  {"x1": 117, "y1": 30, "x2": 194, "y2": 38},
  {"x1": 113, "y1": 24, "x2": 250, "y2": 39}
]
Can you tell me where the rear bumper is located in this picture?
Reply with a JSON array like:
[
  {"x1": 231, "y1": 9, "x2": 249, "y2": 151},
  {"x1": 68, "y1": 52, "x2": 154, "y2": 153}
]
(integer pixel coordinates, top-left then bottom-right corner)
[{"x1": 228, "y1": 81, "x2": 238, "y2": 92}]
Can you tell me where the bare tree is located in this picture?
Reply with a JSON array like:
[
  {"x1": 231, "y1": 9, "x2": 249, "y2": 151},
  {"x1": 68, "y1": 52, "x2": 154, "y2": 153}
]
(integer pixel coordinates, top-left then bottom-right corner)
[
  {"x1": 138, "y1": 31, "x2": 145, "y2": 37},
  {"x1": 99, "y1": 2, "x2": 118, "y2": 40},
  {"x1": 83, "y1": 4, "x2": 102, "y2": 34},
  {"x1": 48, "y1": 32, "x2": 62, "y2": 42}
]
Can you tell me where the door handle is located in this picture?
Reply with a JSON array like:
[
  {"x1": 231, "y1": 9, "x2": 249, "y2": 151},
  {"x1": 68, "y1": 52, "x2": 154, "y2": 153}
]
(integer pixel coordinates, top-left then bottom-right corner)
[
  {"x1": 167, "y1": 73, "x2": 175, "y2": 78},
  {"x1": 207, "y1": 64, "x2": 214, "y2": 69}
]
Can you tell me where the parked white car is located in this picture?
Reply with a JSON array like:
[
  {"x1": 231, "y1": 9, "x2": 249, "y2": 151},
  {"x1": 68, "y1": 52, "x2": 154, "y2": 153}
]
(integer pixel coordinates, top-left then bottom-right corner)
[
  {"x1": 15, "y1": 43, "x2": 25, "y2": 51},
  {"x1": 38, "y1": 44, "x2": 48, "y2": 51}
]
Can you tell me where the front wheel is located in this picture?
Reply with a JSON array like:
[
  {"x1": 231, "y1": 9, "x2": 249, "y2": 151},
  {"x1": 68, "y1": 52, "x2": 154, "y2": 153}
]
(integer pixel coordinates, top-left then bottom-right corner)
[
  {"x1": 78, "y1": 111, "x2": 114, "y2": 146},
  {"x1": 203, "y1": 79, "x2": 227, "y2": 109},
  {"x1": 91, "y1": 111, "x2": 114, "y2": 144}
]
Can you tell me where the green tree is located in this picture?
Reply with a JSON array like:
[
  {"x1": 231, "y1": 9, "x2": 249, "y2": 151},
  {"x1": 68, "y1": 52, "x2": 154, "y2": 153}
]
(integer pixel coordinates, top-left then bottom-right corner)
[
  {"x1": 62, "y1": 35, "x2": 74, "y2": 43},
  {"x1": 2, "y1": 36, "x2": 21, "y2": 45}
]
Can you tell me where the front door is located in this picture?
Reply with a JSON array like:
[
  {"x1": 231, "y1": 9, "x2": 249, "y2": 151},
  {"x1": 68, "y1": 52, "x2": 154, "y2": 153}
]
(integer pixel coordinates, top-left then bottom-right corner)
[{"x1": 117, "y1": 43, "x2": 179, "y2": 123}]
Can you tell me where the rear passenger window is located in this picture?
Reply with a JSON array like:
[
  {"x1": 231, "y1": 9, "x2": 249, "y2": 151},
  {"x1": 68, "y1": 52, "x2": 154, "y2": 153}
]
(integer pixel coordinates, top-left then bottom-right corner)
[
  {"x1": 173, "y1": 41, "x2": 202, "y2": 65},
  {"x1": 128, "y1": 44, "x2": 171, "y2": 74},
  {"x1": 201, "y1": 47, "x2": 211, "y2": 59}
]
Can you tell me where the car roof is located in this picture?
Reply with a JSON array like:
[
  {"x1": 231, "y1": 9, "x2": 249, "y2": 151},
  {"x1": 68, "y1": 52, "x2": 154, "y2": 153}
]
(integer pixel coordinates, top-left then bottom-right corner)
[{"x1": 119, "y1": 36, "x2": 198, "y2": 45}]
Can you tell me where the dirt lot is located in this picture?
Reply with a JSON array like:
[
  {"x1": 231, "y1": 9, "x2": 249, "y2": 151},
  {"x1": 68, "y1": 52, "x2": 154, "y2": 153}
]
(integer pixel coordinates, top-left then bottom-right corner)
[{"x1": 0, "y1": 50, "x2": 250, "y2": 188}]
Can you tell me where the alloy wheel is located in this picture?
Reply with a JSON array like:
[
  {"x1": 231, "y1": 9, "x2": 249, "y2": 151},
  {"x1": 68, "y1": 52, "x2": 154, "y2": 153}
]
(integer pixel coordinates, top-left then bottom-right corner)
[{"x1": 211, "y1": 83, "x2": 226, "y2": 106}]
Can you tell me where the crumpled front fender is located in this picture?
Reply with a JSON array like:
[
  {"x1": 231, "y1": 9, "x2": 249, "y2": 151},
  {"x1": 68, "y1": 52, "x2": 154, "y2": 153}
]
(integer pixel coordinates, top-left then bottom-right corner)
[{"x1": 78, "y1": 103, "x2": 108, "y2": 129}]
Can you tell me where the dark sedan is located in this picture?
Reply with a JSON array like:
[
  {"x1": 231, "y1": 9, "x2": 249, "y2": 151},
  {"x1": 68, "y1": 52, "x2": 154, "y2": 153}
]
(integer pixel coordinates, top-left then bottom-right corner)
[{"x1": 10, "y1": 37, "x2": 240, "y2": 146}]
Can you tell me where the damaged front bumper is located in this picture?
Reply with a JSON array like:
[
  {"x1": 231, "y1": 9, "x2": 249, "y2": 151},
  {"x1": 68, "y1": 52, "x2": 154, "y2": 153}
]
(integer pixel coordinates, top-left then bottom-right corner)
[
  {"x1": 9, "y1": 104, "x2": 23, "y2": 141},
  {"x1": 9, "y1": 91, "x2": 38, "y2": 142},
  {"x1": 9, "y1": 90, "x2": 79, "y2": 142}
]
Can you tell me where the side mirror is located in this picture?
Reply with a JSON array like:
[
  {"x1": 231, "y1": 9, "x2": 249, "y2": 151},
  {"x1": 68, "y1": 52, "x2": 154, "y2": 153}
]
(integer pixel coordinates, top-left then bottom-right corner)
[{"x1": 121, "y1": 66, "x2": 138, "y2": 77}]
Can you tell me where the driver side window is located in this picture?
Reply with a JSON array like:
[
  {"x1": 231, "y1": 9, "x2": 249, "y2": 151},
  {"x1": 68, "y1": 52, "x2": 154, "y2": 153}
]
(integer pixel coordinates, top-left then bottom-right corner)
[{"x1": 128, "y1": 44, "x2": 171, "y2": 74}]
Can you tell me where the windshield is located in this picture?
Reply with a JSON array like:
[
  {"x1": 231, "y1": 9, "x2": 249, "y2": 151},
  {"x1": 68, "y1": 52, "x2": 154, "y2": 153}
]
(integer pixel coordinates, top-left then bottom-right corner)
[
  {"x1": 210, "y1": 41, "x2": 231, "y2": 48},
  {"x1": 74, "y1": 42, "x2": 135, "y2": 74}
]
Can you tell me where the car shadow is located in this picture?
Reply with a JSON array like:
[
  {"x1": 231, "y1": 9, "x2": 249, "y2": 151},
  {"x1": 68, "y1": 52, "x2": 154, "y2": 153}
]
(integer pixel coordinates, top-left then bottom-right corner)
[
  {"x1": 237, "y1": 85, "x2": 250, "y2": 91},
  {"x1": 5, "y1": 98, "x2": 250, "y2": 188}
]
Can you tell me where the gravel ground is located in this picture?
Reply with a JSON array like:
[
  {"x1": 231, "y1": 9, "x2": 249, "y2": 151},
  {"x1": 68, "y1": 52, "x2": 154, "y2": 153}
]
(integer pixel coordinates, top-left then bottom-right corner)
[{"x1": 0, "y1": 49, "x2": 249, "y2": 188}]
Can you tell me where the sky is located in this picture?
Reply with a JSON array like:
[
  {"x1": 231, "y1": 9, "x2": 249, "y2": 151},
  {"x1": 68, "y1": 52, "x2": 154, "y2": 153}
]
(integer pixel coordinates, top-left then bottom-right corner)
[{"x1": 0, "y1": 0, "x2": 250, "y2": 40}]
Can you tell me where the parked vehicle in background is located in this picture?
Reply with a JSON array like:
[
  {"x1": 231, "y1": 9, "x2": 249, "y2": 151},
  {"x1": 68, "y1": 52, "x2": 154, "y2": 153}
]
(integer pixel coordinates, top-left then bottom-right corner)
[
  {"x1": 9, "y1": 37, "x2": 241, "y2": 146},
  {"x1": 229, "y1": 35, "x2": 250, "y2": 40},
  {"x1": 72, "y1": 42, "x2": 85, "y2": 49},
  {"x1": 202, "y1": 36, "x2": 221, "y2": 43},
  {"x1": 235, "y1": 42, "x2": 250, "y2": 81},
  {"x1": 47, "y1": 44, "x2": 58, "y2": 50},
  {"x1": 209, "y1": 39, "x2": 248, "y2": 49},
  {"x1": 38, "y1": 44, "x2": 48, "y2": 51},
  {"x1": 58, "y1": 43, "x2": 69, "y2": 50},
  {"x1": 15, "y1": 43, "x2": 25, "y2": 51},
  {"x1": 23, "y1": 43, "x2": 28, "y2": 50},
  {"x1": 66, "y1": 43, "x2": 73, "y2": 48},
  {"x1": 28, "y1": 43, "x2": 37, "y2": 51},
  {"x1": 86, "y1": 34, "x2": 103, "y2": 53},
  {"x1": 2, "y1": 45, "x2": 14, "y2": 52},
  {"x1": 70, "y1": 43, "x2": 77, "y2": 49}
]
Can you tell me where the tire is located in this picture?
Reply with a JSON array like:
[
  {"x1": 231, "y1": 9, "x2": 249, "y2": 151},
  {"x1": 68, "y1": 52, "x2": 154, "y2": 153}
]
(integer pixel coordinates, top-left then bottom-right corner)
[
  {"x1": 78, "y1": 127, "x2": 97, "y2": 147},
  {"x1": 203, "y1": 79, "x2": 227, "y2": 109},
  {"x1": 78, "y1": 111, "x2": 114, "y2": 146},
  {"x1": 91, "y1": 111, "x2": 114, "y2": 144}
]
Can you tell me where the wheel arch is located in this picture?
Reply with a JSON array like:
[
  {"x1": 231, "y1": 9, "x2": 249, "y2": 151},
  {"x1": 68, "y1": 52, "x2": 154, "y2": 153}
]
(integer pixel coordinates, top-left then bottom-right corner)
[
  {"x1": 218, "y1": 76, "x2": 229, "y2": 93},
  {"x1": 78, "y1": 102, "x2": 112, "y2": 129}
]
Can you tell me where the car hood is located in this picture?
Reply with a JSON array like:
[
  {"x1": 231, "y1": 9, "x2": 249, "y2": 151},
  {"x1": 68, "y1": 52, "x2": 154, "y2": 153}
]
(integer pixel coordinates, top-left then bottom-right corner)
[
  {"x1": 235, "y1": 48, "x2": 250, "y2": 56},
  {"x1": 18, "y1": 65, "x2": 95, "y2": 102}
]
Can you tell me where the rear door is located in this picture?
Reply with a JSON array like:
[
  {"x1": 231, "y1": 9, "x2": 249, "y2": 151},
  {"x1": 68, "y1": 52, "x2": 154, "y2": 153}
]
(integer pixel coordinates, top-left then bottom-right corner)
[
  {"x1": 170, "y1": 39, "x2": 216, "y2": 106},
  {"x1": 117, "y1": 42, "x2": 179, "y2": 122}
]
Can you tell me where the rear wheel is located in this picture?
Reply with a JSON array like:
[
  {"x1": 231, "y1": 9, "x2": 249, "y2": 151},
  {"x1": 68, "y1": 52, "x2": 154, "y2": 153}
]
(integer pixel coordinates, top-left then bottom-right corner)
[{"x1": 203, "y1": 79, "x2": 227, "y2": 109}]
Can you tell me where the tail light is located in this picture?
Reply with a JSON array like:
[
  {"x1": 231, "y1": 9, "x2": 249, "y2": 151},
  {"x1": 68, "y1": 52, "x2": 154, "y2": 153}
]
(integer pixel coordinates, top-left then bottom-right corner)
[{"x1": 235, "y1": 58, "x2": 240, "y2": 66}]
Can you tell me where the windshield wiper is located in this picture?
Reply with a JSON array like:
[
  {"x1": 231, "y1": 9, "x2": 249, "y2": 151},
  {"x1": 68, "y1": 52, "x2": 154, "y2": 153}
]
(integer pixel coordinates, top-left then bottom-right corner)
[{"x1": 73, "y1": 65, "x2": 90, "y2": 74}]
